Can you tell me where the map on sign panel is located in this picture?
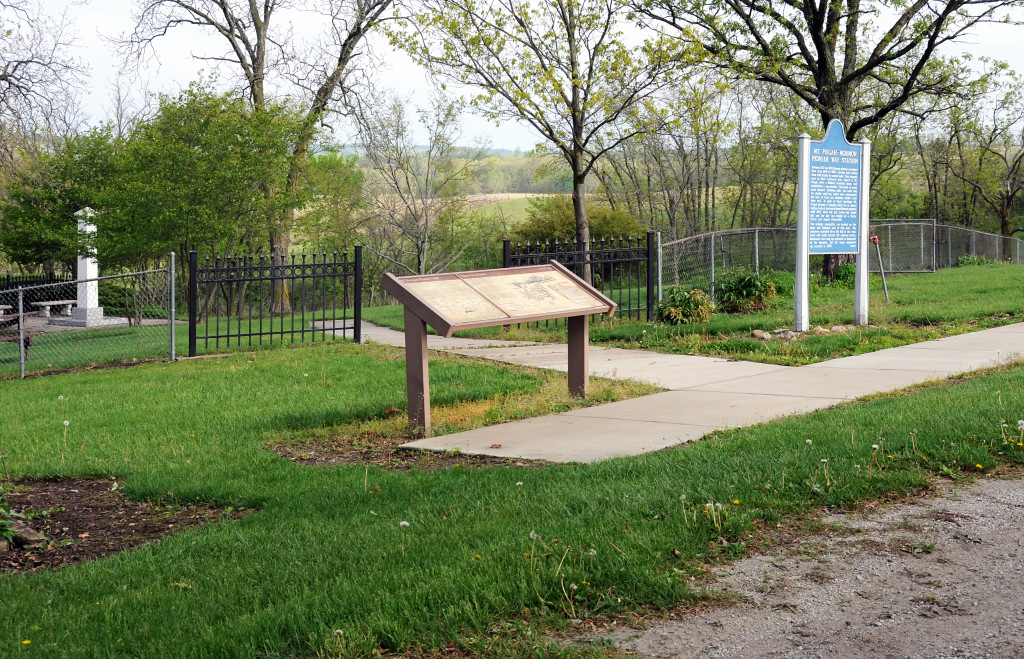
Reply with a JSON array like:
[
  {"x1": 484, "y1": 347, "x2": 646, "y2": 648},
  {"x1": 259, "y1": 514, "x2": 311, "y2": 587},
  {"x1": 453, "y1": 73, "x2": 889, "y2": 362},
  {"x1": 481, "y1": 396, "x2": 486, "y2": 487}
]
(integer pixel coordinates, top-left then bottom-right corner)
[{"x1": 404, "y1": 269, "x2": 600, "y2": 323}]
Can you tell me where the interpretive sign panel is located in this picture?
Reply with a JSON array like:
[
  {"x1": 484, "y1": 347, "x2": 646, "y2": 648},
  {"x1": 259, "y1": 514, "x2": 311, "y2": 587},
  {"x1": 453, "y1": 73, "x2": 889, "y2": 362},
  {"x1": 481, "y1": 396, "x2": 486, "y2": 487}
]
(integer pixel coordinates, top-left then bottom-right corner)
[
  {"x1": 382, "y1": 262, "x2": 616, "y2": 436},
  {"x1": 383, "y1": 262, "x2": 616, "y2": 338},
  {"x1": 808, "y1": 120, "x2": 862, "y2": 254}
]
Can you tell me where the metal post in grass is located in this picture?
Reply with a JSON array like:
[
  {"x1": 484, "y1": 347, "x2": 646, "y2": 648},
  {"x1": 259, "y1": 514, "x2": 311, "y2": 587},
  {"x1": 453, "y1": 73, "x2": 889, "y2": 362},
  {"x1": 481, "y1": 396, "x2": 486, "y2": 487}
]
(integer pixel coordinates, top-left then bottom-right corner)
[
  {"x1": 188, "y1": 250, "x2": 198, "y2": 357},
  {"x1": 754, "y1": 229, "x2": 760, "y2": 273},
  {"x1": 502, "y1": 238, "x2": 511, "y2": 268},
  {"x1": 353, "y1": 244, "x2": 362, "y2": 344},
  {"x1": 793, "y1": 132, "x2": 811, "y2": 332},
  {"x1": 710, "y1": 232, "x2": 717, "y2": 306},
  {"x1": 17, "y1": 287, "x2": 25, "y2": 378},
  {"x1": 657, "y1": 231, "x2": 663, "y2": 302},
  {"x1": 168, "y1": 252, "x2": 176, "y2": 361},
  {"x1": 646, "y1": 231, "x2": 657, "y2": 321}
]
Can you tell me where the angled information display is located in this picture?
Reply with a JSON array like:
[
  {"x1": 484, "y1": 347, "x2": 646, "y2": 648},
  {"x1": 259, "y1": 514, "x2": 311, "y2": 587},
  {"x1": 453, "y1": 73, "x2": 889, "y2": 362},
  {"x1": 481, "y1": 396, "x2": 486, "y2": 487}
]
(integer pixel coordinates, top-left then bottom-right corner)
[{"x1": 382, "y1": 261, "x2": 616, "y2": 436}]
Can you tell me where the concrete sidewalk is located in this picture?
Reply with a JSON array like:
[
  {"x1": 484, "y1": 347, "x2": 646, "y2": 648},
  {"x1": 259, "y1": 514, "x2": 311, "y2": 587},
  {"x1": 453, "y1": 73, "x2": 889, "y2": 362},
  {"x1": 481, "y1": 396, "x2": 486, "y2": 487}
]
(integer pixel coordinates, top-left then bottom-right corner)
[{"x1": 361, "y1": 321, "x2": 1024, "y2": 463}]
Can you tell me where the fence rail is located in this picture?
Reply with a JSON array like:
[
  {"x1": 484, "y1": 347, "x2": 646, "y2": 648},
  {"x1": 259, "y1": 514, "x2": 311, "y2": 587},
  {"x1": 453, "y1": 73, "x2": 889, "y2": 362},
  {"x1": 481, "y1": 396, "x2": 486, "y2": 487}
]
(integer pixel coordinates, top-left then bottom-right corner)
[
  {"x1": 662, "y1": 223, "x2": 1024, "y2": 300},
  {"x1": 502, "y1": 231, "x2": 657, "y2": 322},
  {"x1": 187, "y1": 248, "x2": 361, "y2": 357}
]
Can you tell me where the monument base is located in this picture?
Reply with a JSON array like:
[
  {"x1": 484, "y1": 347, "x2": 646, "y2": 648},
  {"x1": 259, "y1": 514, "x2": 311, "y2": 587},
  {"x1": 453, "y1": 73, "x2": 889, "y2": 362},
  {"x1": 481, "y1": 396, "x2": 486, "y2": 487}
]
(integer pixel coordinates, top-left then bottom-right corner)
[{"x1": 48, "y1": 307, "x2": 128, "y2": 327}]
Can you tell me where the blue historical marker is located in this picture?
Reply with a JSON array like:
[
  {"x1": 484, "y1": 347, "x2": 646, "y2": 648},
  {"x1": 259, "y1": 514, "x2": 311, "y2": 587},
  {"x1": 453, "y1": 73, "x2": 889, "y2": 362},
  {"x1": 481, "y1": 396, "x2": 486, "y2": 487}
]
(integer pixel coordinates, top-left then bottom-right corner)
[
  {"x1": 807, "y1": 119, "x2": 862, "y2": 254},
  {"x1": 794, "y1": 119, "x2": 871, "y2": 331}
]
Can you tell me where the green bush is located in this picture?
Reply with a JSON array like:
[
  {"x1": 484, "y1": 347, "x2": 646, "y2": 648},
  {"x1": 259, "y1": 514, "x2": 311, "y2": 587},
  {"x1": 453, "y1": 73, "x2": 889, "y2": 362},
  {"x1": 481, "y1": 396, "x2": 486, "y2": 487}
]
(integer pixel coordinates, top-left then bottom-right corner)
[
  {"x1": 515, "y1": 196, "x2": 643, "y2": 242},
  {"x1": 957, "y1": 254, "x2": 998, "y2": 267},
  {"x1": 716, "y1": 268, "x2": 778, "y2": 313},
  {"x1": 832, "y1": 262, "x2": 857, "y2": 288},
  {"x1": 763, "y1": 269, "x2": 795, "y2": 297},
  {"x1": 656, "y1": 286, "x2": 714, "y2": 325}
]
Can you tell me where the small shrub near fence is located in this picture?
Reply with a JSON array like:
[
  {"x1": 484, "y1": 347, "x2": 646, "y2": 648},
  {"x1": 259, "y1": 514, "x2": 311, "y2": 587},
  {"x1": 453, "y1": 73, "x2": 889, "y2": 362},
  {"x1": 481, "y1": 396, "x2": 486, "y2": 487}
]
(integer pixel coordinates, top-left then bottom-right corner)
[
  {"x1": 503, "y1": 231, "x2": 657, "y2": 323},
  {"x1": 188, "y1": 249, "x2": 361, "y2": 356}
]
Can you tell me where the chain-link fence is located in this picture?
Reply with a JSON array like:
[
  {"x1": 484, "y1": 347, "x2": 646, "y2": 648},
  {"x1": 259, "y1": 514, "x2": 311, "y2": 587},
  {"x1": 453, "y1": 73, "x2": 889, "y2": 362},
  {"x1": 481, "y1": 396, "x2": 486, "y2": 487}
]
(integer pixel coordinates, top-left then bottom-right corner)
[
  {"x1": 661, "y1": 223, "x2": 1024, "y2": 301},
  {"x1": 0, "y1": 266, "x2": 176, "y2": 379}
]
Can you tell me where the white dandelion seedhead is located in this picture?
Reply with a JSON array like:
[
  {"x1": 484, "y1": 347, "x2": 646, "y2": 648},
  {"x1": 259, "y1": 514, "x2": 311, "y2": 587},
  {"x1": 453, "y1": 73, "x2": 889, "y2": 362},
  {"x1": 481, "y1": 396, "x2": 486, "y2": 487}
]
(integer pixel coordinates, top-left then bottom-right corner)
[
  {"x1": 679, "y1": 494, "x2": 686, "y2": 501},
  {"x1": 569, "y1": 583, "x2": 578, "y2": 591},
  {"x1": 806, "y1": 439, "x2": 812, "y2": 446},
  {"x1": 529, "y1": 530, "x2": 538, "y2": 540},
  {"x1": 63, "y1": 420, "x2": 69, "y2": 427},
  {"x1": 1018, "y1": 419, "x2": 1024, "y2": 431},
  {"x1": 715, "y1": 502, "x2": 723, "y2": 510},
  {"x1": 399, "y1": 521, "x2": 410, "y2": 528},
  {"x1": 872, "y1": 444, "x2": 879, "y2": 451},
  {"x1": 516, "y1": 481, "x2": 523, "y2": 487},
  {"x1": 588, "y1": 548, "x2": 597, "y2": 556},
  {"x1": 58, "y1": 395, "x2": 64, "y2": 401},
  {"x1": 821, "y1": 458, "x2": 828, "y2": 463},
  {"x1": 303, "y1": 373, "x2": 309, "y2": 377}
]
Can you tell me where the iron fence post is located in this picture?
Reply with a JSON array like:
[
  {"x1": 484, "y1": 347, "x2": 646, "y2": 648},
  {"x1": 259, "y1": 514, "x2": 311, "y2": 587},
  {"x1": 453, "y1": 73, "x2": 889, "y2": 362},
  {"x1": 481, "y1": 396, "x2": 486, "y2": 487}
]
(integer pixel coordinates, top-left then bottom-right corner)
[
  {"x1": 17, "y1": 287, "x2": 25, "y2": 378},
  {"x1": 646, "y1": 231, "x2": 657, "y2": 321},
  {"x1": 354, "y1": 245, "x2": 362, "y2": 344},
  {"x1": 502, "y1": 239, "x2": 511, "y2": 268},
  {"x1": 168, "y1": 252, "x2": 176, "y2": 361},
  {"x1": 188, "y1": 250, "x2": 198, "y2": 357},
  {"x1": 657, "y1": 231, "x2": 663, "y2": 302},
  {"x1": 755, "y1": 229, "x2": 760, "y2": 273}
]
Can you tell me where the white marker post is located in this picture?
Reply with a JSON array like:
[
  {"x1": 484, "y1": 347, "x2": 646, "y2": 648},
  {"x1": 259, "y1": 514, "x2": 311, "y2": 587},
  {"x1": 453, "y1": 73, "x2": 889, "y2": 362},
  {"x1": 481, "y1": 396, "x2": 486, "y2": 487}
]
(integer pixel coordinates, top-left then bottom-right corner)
[
  {"x1": 794, "y1": 133, "x2": 811, "y2": 332},
  {"x1": 73, "y1": 208, "x2": 102, "y2": 323},
  {"x1": 853, "y1": 138, "x2": 872, "y2": 325}
]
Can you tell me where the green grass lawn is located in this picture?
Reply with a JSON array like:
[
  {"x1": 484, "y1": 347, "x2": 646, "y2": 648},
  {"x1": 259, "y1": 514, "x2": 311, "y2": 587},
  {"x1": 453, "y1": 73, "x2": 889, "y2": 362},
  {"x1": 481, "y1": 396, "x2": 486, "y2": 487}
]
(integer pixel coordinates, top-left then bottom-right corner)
[
  {"x1": 367, "y1": 264, "x2": 1024, "y2": 365},
  {"x1": 1, "y1": 338, "x2": 1023, "y2": 656}
]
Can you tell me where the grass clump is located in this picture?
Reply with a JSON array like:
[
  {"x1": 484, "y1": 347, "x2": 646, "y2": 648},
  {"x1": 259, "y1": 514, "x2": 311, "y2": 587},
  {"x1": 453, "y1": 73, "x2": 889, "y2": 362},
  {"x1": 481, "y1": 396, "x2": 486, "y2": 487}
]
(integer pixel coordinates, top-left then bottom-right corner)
[{"x1": 656, "y1": 287, "x2": 714, "y2": 325}]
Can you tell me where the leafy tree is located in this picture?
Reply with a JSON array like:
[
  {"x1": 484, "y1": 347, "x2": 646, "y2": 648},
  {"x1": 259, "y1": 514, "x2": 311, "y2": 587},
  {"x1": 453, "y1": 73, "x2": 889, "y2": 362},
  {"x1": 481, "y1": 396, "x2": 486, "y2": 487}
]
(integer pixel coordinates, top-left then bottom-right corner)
[
  {"x1": 636, "y1": 0, "x2": 1015, "y2": 274},
  {"x1": 515, "y1": 195, "x2": 642, "y2": 242},
  {"x1": 96, "y1": 87, "x2": 301, "y2": 271},
  {"x1": 294, "y1": 152, "x2": 365, "y2": 254},
  {"x1": 0, "y1": 129, "x2": 115, "y2": 273},
  {"x1": 394, "y1": 0, "x2": 676, "y2": 280}
]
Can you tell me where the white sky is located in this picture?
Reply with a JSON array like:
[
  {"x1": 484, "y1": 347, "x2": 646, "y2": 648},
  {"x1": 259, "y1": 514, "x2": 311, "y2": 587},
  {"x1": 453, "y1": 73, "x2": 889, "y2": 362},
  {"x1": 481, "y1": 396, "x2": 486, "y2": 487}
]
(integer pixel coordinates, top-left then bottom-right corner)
[{"x1": 60, "y1": 0, "x2": 1024, "y2": 151}]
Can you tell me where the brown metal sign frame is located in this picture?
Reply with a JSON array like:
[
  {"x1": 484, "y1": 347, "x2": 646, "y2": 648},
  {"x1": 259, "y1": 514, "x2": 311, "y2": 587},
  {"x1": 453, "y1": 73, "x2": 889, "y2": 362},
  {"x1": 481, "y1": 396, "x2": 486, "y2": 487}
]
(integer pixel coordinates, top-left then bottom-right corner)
[{"x1": 381, "y1": 261, "x2": 616, "y2": 436}]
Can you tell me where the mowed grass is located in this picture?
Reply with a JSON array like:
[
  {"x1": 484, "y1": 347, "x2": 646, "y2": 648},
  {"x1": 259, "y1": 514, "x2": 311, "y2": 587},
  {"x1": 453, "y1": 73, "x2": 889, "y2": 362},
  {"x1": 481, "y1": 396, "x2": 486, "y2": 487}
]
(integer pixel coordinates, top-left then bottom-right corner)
[
  {"x1": 365, "y1": 264, "x2": 1024, "y2": 365},
  {"x1": 1, "y1": 337, "x2": 1023, "y2": 656}
]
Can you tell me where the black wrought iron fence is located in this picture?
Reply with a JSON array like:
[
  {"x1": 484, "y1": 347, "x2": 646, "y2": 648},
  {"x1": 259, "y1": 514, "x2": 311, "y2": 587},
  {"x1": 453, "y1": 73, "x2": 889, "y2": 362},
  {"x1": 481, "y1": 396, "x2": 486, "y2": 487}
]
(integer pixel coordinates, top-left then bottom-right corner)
[
  {"x1": 502, "y1": 231, "x2": 657, "y2": 322},
  {"x1": 188, "y1": 248, "x2": 361, "y2": 357}
]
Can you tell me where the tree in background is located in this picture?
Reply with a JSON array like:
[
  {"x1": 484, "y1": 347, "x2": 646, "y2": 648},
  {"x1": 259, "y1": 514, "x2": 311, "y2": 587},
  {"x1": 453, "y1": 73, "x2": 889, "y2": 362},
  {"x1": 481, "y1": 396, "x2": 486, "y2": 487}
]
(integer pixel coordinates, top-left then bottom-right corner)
[
  {"x1": 395, "y1": 0, "x2": 677, "y2": 280},
  {"x1": 354, "y1": 93, "x2": 484, "y2": 277},
  {"x1": 0, "y1": 0, "x2": 84, "y2": 174},
  {"x1": 126, "y1": 0, "x2": 393, "y2": 311},
  {"x1": 636, "y1": 0, "x2": 1014, "y2": 275},
  {"x1": 294, "y1": 151, "x2": 365, "y2": 254},
  {"x1": 514, "y1": 195, "x2": 642, "y2": 242}
]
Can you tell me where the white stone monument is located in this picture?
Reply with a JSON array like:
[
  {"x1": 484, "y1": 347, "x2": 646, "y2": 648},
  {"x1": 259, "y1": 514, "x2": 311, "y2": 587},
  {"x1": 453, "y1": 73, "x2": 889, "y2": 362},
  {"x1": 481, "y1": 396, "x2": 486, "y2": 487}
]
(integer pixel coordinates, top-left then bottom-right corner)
[{"x1": 49, "y1": 208, "x2": 126, "y2": 327}]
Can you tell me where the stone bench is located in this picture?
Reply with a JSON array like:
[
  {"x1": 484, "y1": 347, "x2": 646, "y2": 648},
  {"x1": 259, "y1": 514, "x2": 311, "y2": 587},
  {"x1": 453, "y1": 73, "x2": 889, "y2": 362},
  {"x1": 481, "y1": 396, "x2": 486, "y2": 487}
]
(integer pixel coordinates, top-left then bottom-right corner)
[{"x1": 31, "y1": 300, "x2": 76, "y2": 318}]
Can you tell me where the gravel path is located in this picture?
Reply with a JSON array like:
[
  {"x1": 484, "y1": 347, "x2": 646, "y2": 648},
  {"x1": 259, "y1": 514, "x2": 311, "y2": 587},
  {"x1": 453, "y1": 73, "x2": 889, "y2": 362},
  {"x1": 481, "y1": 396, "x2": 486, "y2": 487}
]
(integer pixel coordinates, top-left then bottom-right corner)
[{"x1": 604, "y1": 476, "x2": 1024, "y2": 658}]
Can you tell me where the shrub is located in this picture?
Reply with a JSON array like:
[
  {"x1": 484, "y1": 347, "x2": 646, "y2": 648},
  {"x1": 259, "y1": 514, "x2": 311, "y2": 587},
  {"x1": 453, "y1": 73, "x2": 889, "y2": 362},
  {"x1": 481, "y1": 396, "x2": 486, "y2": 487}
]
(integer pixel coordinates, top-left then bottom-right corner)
[
  {"x1": 716, "y1": 268, "x2": 778, "y2": 313},
  {"x1": 763, "y1": 269, "x2": 795, "y2": 297},
  {"x1": 515, "y1": 196, "x2": 643, "y2": 242},
  {"x1": 832, "y1": 263, "x2": 857, "y2": 289},
  {"x1": 957, "y1": 254, "x2": 998, "y2": 267},
  {"x1": 657, "y1": 287, "x2": 714, "y2": 325}
]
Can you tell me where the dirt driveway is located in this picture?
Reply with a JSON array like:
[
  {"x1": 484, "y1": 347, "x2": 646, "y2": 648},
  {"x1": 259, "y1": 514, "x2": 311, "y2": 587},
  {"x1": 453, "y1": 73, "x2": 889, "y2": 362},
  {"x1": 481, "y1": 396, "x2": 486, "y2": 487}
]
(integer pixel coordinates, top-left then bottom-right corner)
[{"x1": 603, "y1": 475, "x2": 1024, "y2": 658}]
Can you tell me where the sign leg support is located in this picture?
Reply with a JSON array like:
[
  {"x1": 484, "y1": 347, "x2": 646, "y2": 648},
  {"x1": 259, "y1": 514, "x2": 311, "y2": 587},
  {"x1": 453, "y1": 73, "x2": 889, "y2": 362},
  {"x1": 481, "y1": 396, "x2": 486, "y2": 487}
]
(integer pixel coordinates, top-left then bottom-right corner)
[
  {"x1": 568, "y1": 315, "x2": 589, "y2": 397},
  {"x1": 404, "y1": 307, "x2": 431, "y2": 437}
]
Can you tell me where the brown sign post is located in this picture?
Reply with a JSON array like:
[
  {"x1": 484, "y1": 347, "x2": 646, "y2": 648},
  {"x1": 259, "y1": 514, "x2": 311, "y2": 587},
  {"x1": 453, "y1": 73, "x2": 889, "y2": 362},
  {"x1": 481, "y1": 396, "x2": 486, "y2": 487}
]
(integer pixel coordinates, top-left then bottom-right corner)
[{"x1": 381, "y1": 261, "x2": 616, "y2": 437}]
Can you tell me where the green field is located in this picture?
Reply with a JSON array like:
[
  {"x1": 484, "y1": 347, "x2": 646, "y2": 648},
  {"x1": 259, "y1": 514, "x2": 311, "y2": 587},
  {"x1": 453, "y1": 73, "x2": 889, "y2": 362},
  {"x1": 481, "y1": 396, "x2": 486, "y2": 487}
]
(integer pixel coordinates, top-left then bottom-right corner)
[{"x1": 1, "y1": 335, "x2": 1023, "y2": 656}]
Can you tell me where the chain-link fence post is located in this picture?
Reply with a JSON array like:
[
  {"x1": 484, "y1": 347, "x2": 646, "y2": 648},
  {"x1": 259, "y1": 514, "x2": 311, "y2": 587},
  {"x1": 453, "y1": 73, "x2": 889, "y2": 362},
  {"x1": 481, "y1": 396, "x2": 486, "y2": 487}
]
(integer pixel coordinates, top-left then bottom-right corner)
[
  {"x1": 710, "y1": 233, "x2": 716, "y2": 304},
  {"x1": 168, "y1": 252, "x2": 176, "y2": 362},
  {"x1": 17, "y1": 287, "x2": 25, "y2": 378}
]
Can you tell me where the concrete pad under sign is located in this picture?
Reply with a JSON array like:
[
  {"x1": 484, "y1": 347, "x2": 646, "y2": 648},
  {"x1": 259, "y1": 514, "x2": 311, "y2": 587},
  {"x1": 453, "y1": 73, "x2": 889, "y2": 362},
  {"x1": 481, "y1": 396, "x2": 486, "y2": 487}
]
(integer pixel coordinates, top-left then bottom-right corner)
[{"x1": 401, "y1": 415, "x2": 717, "y2": 463}]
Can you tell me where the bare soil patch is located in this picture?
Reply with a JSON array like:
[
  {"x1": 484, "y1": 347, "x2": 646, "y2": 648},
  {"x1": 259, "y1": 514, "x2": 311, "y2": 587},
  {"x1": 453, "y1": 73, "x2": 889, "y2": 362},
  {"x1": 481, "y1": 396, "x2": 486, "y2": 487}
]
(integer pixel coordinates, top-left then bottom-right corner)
[
  {"x1": 1, "y1": 479, "x2": 246, "y2": 574},
  {"x1": 272, "y1": 435, "x2": 549, "y2": 472}
]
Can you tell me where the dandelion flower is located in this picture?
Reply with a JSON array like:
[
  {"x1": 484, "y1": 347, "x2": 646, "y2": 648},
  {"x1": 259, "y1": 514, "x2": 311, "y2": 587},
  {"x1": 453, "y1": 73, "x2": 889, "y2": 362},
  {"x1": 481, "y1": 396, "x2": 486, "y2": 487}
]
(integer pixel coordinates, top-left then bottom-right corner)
[
  {"x1": 22, "y1": 640, "x2": 30, "y2": 646},
  {"x1": 63, "y1": 420, "x2": 69, "y2": 426},
  {"x1": 474, "y1": 554, "x2": 482, "y2": 559},
  {"x1": 516, "y1": 481, "x2": 523, "y2": 487},
  {"x1": 872, "y1": 444, "x2": 879, "y2": 451},
  {"x1": 399, "y1": 521, "x2": 410, "y2": 528},
  {"x1": 680, "y1": 494, "x2": 686, "y2": 501},
  {"x1": 1017, "y1": 419, "x2": 1024, "y2": 431},
  {"x1": 732, "y1": 499, "x2": 740, "y2": 505},
  {"x1": 976, "y1": 464, "x2": 983, "y2": 469},
  {"x1": 806, "y1": 439, "x2": 812, "y2": 446},
  {"x1": 303, "y1": 373, "x2": 308, "y2": 377},
  {"x1": 58, "y1": 395, "x2": 64, "y2": 400},
  {"x1": 529, "y1": 530, "x2": 538, "y2": 540},
  {"x1": 569, "y1": 583, "x2": 578, "y2": 591},
  {"x1": 588, "y1": 548, "x2": 597, "y2": 556},
  {"x1": 821, "y1": 458, "x2": 828, "y2": 463}
]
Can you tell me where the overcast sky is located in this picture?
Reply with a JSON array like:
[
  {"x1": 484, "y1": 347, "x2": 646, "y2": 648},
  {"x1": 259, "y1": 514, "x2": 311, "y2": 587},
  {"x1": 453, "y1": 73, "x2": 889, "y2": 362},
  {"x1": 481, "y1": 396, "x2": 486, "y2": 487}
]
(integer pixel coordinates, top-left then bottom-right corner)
[{"x1": 60, "y1": 0, "x2": 1024, "y2": 151}]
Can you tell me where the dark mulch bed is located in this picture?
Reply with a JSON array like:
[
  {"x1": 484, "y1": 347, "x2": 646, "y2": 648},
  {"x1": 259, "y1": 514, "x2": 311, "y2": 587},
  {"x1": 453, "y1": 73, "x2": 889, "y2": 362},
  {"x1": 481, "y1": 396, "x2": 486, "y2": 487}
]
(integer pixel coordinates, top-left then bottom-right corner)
[
  {"x1": 273, "y1": 436, "x2": 548, "y2": 471},
  {"x1": 1, "y1": 479, "x2": 246, "y2": 574}
]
